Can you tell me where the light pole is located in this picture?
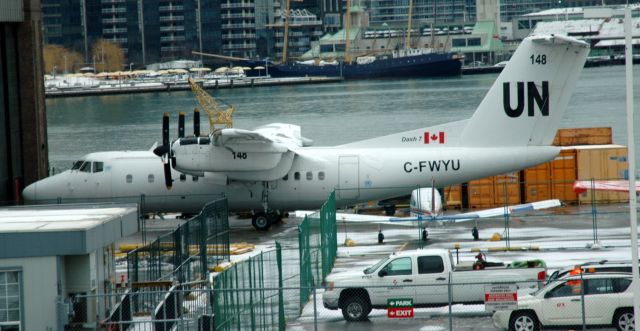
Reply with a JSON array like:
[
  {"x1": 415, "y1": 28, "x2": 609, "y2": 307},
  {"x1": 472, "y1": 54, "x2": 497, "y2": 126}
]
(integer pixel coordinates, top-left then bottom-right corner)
[{"x1": 129, "y1": 62, "x2": 134, "y2": 71}]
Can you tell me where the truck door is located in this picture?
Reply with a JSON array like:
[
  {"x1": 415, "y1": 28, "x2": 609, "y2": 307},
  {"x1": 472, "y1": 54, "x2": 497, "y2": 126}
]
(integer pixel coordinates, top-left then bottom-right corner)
[
  {"x1": 370, "y1": 257, "x2": 416, "y2": 306},
  {"x1": 413, "y1": 256, "x2": 449, "y2": 305}
]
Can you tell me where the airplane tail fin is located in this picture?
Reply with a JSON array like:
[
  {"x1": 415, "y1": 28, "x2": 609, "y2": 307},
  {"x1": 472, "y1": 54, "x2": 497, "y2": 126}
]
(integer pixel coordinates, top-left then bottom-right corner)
[{"x1": 459, "y1": 35, "x2": 589, "y2": 147}]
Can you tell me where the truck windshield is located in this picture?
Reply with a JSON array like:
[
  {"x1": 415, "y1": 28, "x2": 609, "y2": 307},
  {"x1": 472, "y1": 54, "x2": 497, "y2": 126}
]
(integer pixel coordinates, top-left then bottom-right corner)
[{"x1": 364, "y1": 257, "x2": 389, "y2": 274}]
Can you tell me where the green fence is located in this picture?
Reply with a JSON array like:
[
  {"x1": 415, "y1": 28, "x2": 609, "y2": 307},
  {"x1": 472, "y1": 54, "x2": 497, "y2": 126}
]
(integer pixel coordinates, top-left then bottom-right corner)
[
  {"x1": 211, "y1": 191, "x2": 337, "y2": 330},
  {"x1": 127, "y1": 198, "x2": 230, "y2": 284},
  {"x1": 299, "y1": 191, "x2": 337, "y2": 311},
  {"x1": 212, "y1": 242, "x2": 285, "y2": 331}
]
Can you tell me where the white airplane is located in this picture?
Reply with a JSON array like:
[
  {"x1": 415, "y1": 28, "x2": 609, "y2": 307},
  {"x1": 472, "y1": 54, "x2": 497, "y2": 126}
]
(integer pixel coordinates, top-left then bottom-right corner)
[{"x1": 23, "y1": 35, "x2": 588, "y2": 232}]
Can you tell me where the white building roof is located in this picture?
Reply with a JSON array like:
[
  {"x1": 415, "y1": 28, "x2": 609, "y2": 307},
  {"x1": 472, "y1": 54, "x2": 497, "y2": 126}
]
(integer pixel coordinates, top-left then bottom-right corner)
[
  {"x1": 532, "y1": 17, "x2": 640, "y2": 39},
  {"x1": 0, "y1": 204, "x2": 139, "y2": 258}
]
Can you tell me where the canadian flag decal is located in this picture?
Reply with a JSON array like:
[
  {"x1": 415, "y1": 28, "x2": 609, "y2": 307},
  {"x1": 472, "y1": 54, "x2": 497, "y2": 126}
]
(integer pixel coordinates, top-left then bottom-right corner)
[{"x1": 424, "y1": 131, "x2": 445, "y2": 144}]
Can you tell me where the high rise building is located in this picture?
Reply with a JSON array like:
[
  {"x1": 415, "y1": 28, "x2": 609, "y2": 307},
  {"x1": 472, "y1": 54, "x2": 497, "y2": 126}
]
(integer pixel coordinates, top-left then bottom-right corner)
[{"x1": 42, "y1": 0, "x2": 223, "y2": 66}]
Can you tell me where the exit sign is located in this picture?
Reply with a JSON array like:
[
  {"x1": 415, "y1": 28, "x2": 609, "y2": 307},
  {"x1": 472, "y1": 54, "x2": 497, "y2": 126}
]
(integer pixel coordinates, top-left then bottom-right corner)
[{"x1": 388, "y1": 298, "x2": 414, "y2": 319}]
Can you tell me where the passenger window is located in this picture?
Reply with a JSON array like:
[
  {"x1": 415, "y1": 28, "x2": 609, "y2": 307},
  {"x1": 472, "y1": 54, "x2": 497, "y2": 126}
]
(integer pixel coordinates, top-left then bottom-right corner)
[
  {"x1": 71, "y1": 160, "x2": 84, "y2": 170},
  {"x1": 613, "y1": 278, "x2": 632, "y2": 293},
  {"x1": 294, "y1": 172, "x2": 300, "y2": 180},
  {"x1": 318, "y1": 171, "x2": 325, "y2": 180},
  {"x1": 382, "y1": 257, "x2": 412, "y2": 276},
  {"x1": 306, "y1": 171, "x2": 313, "y2": 180},
  {"x1": 417, "y1": 256, "x2": 444, "y2": 274},
  {"x1": 546, "y1": 280, "x2": 582, "y2": 298},
  {"x1": 126, "y1": 174, "x2": 133, "y2": 183},
  {"x1": 80, "y1": 162, "x2": 91, "y2": 173},
  {"x1": 283, "y1": 174, "x2": 288, "y2": 181},
  {"x1": 585, "y1": 278, "x2": 613, "y2": 295},
  {"x1": 148, "y1": 174, "x2": 154, "y2": 183},
  {"x1": 93, "y1": 162, "x2": 104, "y2": 173}
]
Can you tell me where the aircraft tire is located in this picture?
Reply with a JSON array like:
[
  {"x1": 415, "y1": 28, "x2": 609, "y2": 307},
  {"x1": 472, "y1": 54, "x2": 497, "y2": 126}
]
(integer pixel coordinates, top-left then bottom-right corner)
[{"x1": 252, "y1": 213, "x2": 272, "y2": 231}]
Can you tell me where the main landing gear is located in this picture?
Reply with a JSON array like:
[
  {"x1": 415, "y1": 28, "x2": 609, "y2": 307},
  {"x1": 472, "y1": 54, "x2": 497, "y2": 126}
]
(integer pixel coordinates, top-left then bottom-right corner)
[
  {"x1": 251, "y1": 182, "x2": 282, "y2": 231},
  {"x1": 251, "y1": 211, "x2": 282, "y2": 231}
]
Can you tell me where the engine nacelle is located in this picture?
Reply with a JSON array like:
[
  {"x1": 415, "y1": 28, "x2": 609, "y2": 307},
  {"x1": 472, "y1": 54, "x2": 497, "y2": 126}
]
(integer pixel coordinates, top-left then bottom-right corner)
[
  {"x1": 170, "y1": 136, "x2": 295, "y2": 181},
  {"x1": 172, "y1": 137, "x2": 289, "y2": 172}
]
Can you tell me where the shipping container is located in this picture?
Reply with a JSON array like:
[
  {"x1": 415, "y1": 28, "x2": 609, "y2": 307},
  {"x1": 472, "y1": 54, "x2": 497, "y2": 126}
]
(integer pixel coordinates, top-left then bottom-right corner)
[
  {"x1": 551, "y1": 148, "x2": 578, "y2": 203},
  {"x1": 467, "y1": 177, "x2": 494, "y2": 209},
  {"x1": 524, "y1": 162, "x2": 552, "y2": 203},
  {"x1": 443, "y1": 185, "x2": 462, "y2": 209},
  {"x1": 576, "y1": 145, "x2": 629, "y2": 204},
  {"x1": 467, "y1": 172, "x2": 520, "y2": 209},
  {"x1": 552, "y1": 127, "x2": 612, "y2": 146}
]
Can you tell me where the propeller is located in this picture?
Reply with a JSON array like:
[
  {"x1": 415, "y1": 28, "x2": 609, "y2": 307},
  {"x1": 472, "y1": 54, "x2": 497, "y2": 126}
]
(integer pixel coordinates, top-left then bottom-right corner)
[{"x1": 153, "y1": 112, "x2": 173, "y2": 189}]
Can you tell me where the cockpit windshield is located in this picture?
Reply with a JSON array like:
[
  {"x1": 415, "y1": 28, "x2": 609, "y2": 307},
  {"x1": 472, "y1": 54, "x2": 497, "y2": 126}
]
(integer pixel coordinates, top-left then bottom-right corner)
[
  {"x1": 71, "y1": 160, "x2": 84, "y2": 170},
  {"x1": 80, "y1": 162, "x2": 92, "y2": 173}
]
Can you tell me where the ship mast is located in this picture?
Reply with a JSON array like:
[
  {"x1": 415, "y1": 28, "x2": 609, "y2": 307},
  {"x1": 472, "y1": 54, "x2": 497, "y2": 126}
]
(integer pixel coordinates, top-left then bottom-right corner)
[
  {"x1": 405, "y1": 0, "x2": 413, "y2": 49},
  {"x1": 282, "y1": 0, "x2": 291, "y2": 63},
  {"x1": 344, "y1": 0, "x2": 352, "y2": 64}
]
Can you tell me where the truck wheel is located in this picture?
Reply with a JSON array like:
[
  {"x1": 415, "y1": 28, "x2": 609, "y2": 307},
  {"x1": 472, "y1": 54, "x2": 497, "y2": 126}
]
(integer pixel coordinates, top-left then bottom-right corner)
[
  {"x1": 252, "y1": 213, "x2": 271, "y2": 231},
  {"x1": 614, "y1": 308, "x2": 634, "y2": 331},
  {"x1": 341, "y1": 296, "x2": 371, "y2": 322},
  {"x1": 509, "y1": 311, "x2": 539, "y2": 331}
]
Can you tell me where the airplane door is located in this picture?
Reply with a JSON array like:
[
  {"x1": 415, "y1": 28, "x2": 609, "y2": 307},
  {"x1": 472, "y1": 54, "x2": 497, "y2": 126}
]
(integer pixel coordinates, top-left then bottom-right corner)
[{"x1": 338, "y1": 156, "x2": 359, "y2": 200}]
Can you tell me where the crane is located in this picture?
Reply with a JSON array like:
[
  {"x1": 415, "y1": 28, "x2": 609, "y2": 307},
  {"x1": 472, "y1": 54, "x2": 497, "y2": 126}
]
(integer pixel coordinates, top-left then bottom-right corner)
[{"x1": 187, "y1": 78, "x2": 235, "y2": 132}]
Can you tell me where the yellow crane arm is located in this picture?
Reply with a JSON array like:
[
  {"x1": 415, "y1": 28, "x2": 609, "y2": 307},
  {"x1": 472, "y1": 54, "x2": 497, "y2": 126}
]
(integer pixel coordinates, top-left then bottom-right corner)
[{"x1": 187, "y1": 78, "x2": 235, "y2": 131}]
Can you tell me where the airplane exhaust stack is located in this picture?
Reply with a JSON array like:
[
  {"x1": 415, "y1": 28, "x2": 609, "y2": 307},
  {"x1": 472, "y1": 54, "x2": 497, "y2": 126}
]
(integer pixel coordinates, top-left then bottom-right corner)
[
  {"x1": 194, "y1": 109, "x2": 201, "y2": 136},
  {"x1": 178, "y1": 112, "x2": 185, "y2": 138}
]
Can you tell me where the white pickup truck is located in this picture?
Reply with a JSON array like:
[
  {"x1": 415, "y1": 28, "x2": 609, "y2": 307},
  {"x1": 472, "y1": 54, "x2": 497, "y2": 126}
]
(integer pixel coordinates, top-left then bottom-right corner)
[{"x1": 323, "y1": 248, "x2": 547, "y2": 321}]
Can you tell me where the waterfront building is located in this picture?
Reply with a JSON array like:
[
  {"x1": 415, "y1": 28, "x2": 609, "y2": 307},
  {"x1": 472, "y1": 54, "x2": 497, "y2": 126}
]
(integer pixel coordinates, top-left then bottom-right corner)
[
  {"x1": 270, "y1": 8, "x2": 324, "y2": 60},
  {"x1": 529, "y1": 6, "x2": 640, "y2": 57},
  {"x1": 41, "y1": 0, "x2": 223, "y2": 66},
  {"x1": 512, "y1": 4, "x2": 640, "y2": 40},
  {"x1": 0, "y1": 0, "x2": 48, "y2": 206}
]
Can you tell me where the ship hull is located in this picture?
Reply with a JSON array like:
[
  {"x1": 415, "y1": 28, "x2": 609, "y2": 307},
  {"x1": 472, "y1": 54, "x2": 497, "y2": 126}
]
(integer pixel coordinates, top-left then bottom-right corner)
[{"x1": 263, "y1": 53, "x2": 461, "y2": 79}]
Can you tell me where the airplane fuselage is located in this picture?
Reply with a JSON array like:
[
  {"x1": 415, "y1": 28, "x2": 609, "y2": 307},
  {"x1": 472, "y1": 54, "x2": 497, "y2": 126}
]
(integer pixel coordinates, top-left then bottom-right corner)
[{"x1": 25, "y1": 145, "x2": 559, "y2": 214}]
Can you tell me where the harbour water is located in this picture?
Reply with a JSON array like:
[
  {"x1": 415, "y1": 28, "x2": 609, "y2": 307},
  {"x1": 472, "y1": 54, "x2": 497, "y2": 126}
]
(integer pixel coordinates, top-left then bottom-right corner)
[{"x1": 46, "y1": 65, "x2": 640, "y2": 174}]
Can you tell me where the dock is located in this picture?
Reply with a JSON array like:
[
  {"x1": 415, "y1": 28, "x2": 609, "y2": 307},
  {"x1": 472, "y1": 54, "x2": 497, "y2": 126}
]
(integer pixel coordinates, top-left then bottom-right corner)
[{"x1": 45, "y1": 76, "x2": 342, "y2": 98}]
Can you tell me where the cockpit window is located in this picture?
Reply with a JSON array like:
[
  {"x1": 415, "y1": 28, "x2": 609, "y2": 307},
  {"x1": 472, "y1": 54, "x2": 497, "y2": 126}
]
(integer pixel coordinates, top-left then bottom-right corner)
[
  {"x1": 80, "y1": 162, "x2": 92, "y2": 173},
  {"x1": 71, "y1": 160, "x2": 84, "y2": 170},
  {"x1": 93, "y1": 162, "x2": 104, "y2": 173}
]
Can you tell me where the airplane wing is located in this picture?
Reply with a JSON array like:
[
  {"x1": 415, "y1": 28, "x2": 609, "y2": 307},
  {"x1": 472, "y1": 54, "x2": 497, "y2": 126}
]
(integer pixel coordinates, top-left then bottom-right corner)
[
  {"x1": 391, "y1": 199, "x2": 562, "y2": 224},
  {"x1": 573, "y1": 180, "x2": 640, "y2": 194},
  {"x1": 293, "y1": 199, "x2": 562, "y2": 226},
  {"x1": 216, "y1": 123, "x2": 313, "y2": 149}
]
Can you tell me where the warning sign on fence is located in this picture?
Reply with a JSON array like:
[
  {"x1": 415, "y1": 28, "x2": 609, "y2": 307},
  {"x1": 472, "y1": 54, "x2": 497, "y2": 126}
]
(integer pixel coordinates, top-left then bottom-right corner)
[
  {"x1": 484, "y1": 284, "x2": 518, "y2": 311},
  {"x1": 387, "y1": 298, "x2": 414, "y2": 318}
]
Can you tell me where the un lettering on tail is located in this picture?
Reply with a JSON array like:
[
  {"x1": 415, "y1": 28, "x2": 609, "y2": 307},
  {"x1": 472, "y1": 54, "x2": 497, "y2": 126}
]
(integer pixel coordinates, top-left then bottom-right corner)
[{"x1": 459, "y1": 35, "x2": 589, "y2": 147}]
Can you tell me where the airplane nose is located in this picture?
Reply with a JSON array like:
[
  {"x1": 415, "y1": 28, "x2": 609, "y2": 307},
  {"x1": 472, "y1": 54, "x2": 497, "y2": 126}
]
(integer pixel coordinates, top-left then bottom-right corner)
[{"x1": 22, "y1": 182, "x2": 37, "y2": 201}]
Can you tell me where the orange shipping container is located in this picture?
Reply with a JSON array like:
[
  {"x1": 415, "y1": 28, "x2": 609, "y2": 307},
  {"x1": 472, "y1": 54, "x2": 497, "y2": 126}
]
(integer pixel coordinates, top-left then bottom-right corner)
[
  {"x1": 551, "y1": 148, "x2": 578, "y2": 203},
  {"x1": 467, "y1": 172, "x2": 520, "y2": 209},
  {"x1": 552, "y1": 127, "x2": 612, "y2": 146},
  {"x1": 524, "y1": 162, "x2": 552, "y2": 203},
  {"x1": 443, "y1": 185, "x2": 462, "y2": 209},
  {"x1": 576, "y1": 145, "x2": 629, "y2": 204},
  {"x1": 467, "y1": 177, "x2": 494, "y2": 209}
]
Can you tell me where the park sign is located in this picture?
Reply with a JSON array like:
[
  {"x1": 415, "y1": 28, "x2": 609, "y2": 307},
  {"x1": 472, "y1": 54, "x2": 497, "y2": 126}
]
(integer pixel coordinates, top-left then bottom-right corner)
[
  {"x1": 484, "y1": 284, "x2": 518, "y2": 311},
  {"x1": 387, "y1": 298, "x2": 414, "y2": 318}
]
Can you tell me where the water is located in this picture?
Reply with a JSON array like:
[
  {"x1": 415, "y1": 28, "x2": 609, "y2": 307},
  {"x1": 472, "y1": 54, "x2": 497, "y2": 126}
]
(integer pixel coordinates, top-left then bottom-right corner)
[{"x1": 46, "y1": 65, "x2": 640, "y2": 173}]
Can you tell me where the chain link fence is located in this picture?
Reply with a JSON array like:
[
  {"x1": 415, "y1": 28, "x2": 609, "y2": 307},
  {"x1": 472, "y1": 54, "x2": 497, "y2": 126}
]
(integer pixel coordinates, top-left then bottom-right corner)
[{"x1": 127, "y1": 198, "x2": 230, "y2": 284}]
